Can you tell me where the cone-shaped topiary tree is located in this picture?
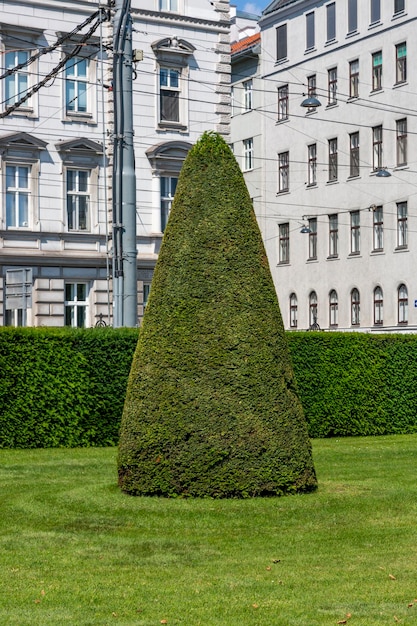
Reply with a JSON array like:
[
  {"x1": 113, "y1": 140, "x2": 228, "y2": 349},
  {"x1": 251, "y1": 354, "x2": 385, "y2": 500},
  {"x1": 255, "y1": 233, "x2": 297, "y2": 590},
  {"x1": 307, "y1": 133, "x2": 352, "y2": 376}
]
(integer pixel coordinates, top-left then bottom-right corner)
[{"x1": 118, "y1": 132, "x2": 317, "y2": 497}]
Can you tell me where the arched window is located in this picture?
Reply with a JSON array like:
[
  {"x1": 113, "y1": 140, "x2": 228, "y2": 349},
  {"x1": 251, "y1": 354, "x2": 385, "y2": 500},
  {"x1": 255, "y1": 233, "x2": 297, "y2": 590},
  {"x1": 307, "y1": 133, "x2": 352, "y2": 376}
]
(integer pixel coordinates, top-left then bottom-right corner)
[
  {"x1": 309, "y1": 291, "x2": 318, "y2": 328},
  {"x1": 373, "y1": 286, "x2": 383, "y2": 325},
  {"x1": 329, "y1": 289, "x2": 338, "y2": 327},
  {"x1": 289, "y1": 293, "x2": 298, "y2": 328},
  {"x1": 351, "y1": 288, "x2": 360, "y2": 325},
  {"x1": 398, "y1": 283, "x2": 408, "y2": 324}
]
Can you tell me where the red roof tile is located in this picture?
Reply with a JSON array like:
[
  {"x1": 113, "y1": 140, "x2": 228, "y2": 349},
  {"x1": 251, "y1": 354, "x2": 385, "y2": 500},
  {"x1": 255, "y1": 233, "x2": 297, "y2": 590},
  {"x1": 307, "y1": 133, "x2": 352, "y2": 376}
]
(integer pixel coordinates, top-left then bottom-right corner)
[{"x1": 231, "y1": 33, "x2": 261, "y2": 55}]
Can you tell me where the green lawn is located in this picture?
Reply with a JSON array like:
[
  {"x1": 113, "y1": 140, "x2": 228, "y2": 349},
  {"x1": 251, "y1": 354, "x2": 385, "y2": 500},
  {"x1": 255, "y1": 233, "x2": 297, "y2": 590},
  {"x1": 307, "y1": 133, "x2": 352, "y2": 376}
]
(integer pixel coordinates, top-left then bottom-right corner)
[{"x1": 1, "y1": 435, "x2": 417, "y2": 625}]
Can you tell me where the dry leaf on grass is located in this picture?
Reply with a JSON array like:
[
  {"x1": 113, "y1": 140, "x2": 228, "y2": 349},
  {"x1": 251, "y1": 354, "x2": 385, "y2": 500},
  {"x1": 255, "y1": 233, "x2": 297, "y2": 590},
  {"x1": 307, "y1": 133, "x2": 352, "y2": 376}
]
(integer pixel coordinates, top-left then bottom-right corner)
[
  {"x1": 252, "y1": 603, "x2": 259, "y2": 609},
  {"x1": 389, "y1": 574, "x2": 397, "y2": 580}
]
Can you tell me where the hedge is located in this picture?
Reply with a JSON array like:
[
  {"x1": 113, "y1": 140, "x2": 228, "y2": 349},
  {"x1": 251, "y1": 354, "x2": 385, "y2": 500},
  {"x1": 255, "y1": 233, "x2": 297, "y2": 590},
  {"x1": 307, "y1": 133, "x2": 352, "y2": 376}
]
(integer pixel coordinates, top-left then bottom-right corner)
[
  {"x1": 0, "y1": 326, "x2": 138, "y2": 448},
  {"x1": 117, "y1": 132, "x2": 317, "y2": 497},
  {"x1": 1, "y1": 329, "x2": 417, "y2": 449}
]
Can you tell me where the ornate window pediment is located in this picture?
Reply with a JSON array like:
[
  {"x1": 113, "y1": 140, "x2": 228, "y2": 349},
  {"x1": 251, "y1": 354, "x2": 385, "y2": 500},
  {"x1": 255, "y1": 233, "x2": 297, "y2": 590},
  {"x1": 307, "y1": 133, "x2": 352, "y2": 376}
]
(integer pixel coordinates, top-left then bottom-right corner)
[{"x1": 146, "y1": 140, "x2": 192, "y2": 174}]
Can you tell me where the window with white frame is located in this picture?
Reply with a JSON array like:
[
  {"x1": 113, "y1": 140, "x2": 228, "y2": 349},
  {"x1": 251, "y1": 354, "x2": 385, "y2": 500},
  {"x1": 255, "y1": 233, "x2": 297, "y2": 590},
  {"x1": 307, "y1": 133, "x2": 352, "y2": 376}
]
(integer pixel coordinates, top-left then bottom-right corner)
[
  {"x1": 394, "y1": 0, "x2": 405, "y2": 14},
  {"x1": 243, "y1": 79, "x2": 253, "y2": 112},
  {"x1": 289, "y1": 293, "x2": 298, "y2": 328},
  {"x1": 4, "y1": 50, "x2": 31, "y2": 109},
  {"x1": 328, "y1": 214, "x2": 338, "y2": 257},
  {"x1": 160, "y1": 0, "x2": 179, "y2": 10},
  {"x1": 143, "y1": 283, "x2": 151, "y2": 308},
  {"x1": 398, "y1": 284, "x2": 408, "y2": 324},
  {"x1": 5, "y1": 165, "x2": 30, "y2": 228},
  {"x1": 243, "y1": 138, "x2": 253, "y2": 171},
  {"x1": 161, "y1": 176, "x2": 178, "y2": 232},
  {"x1": 397, "y1": 201, "x2": 407, "y2": 248},
  {"x1": 372, "y1": 125, "x2": 383, "y2": 171},
  {"x1": 65, "y1": 282, "x2": 89, "y2": 328},
  {"x1": 349, "y1": 131, "x2": 360, "y2": 177},
  {"x1": 349, "y1": 59, "x2": 359, "y2": 98},
  {"x1": 65, "y1": 57, "x2": 89, "y2": 115},
  {"x1": 328, "y1": 138, "x2": 338, "y2": 181},
  {"x1": 1, "y1": 28, "x2": 42, "y2": 115},
  {"x1": 348, "y1": 0, "x2": 358, "y2": 33},
  {"x1": 326, "y1": 3, "x2": 336, "y2": 42},
  {"x1": 351, "y1": 288, "x2": 360, "y2": 325},
  {"x1": 396, "y1": 118, "x2": 407, "y2": 166},
  {"x1": 350, "y1": 210, "x2": 360, "y2": 254},
  {"x1": 373, "y1": 205, "x2": 383, "y2": 251},
  {"x1": 395, "y1": 42, "x2": 407, "y2": 84},
  {"x1": 309, "y1": 291, "x2": 318, "y2": 328},
  {"x1": 308, "y1": 144, "x2": 317, "y2": 186},
  {"x1": 278, "y1": 84, "x2": 289, "y2": 121},
  {"x1": 279, "y1": 223, "x2": 290, "y2": 264},
  {"x1": 374, "y1": 286, "x2": 383, "y2": 325},
  {"x1": 372, "y1": 51, "x2": 382, "y2": 90},
  {"x1": 278, "y1": 151, "x2": 289, "y2": 192},
  {"x1": 4, "y1": 268, "x2": 32, "y2": 327},
  {"x1": 306, "y1": 12, "x2": 315, "y2": 50},
  {"x1": 328, "y1": 67, "x2": 337, "y2": 105},
  {"x1": 370, "y1": 0, "x2": 381, "y2": 23},
  {"x1": 66, "y1": 169, "x2": 89, "y2": 231},
  {"x1": 307, "y1": 74, "x2": 317, "y2": 113},
  {"x1": 231, "y1": 86, "x2": 235, "y2": 117},
  {"x1": 160, "y1": 67, "x2": 180, "y2": 123},
  {"x1": 329, "y1": 289, "x2": 338, "y2": 326},
  {"x1": 308, "y1": 218, "x2": 317, "y2": 259},
  {"x1": 276, "y1": 24, "x2": 287, "y2": 61}
]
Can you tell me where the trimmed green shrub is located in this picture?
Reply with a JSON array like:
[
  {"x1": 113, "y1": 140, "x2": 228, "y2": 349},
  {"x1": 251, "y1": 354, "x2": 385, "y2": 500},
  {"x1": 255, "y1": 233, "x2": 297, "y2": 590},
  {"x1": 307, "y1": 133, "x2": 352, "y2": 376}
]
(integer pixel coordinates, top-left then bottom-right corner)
[
  {"x1": 117, "y1": 132, "x2": 317, "y2": 498},
  {"x1": 287, "y1": 332, "x2": 417, "y2": 438},
  {"x1": 0, "y1": 327, "x2": 137, "y2": 448}
]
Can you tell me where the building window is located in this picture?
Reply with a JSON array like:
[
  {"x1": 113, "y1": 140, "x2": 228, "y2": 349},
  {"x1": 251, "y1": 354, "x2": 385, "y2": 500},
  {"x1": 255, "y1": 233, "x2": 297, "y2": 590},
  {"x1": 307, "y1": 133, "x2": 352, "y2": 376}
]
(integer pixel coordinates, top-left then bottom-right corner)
[
  {"x1": 326, "y1": 3, "x2": 336, "y2": 42},
  {"x1": 328, "y1": 138, "x2": 338, "y2": 181},
  {"x1": 243, "y1": 79, "x2": 253, "y2": 112},
  {"x1": 161, "y1": 176, "x2": 178, "y2": 232},
  {"x1": 243, "y1": 138, "x2": 254, "y2": 171},
  {"x1": 308, "y1": 218, "x2": 317, "y2": 260},
  {"x1": 278, "y1": 151, "x2": 289, "y2": 192},
  {"x1": 394, "y1": 0, "x2": 405, "y2": 14},
  {"x1": 370, "y1": 0, "x2": 381, "y2": 23},
  {"x1": 160, "y1": 67, "x2": 181, "y2": 123},
  {"x1": 276, "y1": 24, "x2": 287, "y2": 61},
  {"x1": 308, "y1": 144, "x2": 317, "y2": 185},
  {"x1": 5, "y1": 165, "x2": 30, "y2": 228},
  {"x1": 397, "y1": 201, "x2": 407, "y2": 248},
  {"x1": 309, "y1": 291, "x2": 318, "y2": 328},
  {"x1": 372, "y1": 51, "x2": 382, "y2": 90},
  {"x1": 398, "y1": 284, "x2": 408, "y2": 324},
  {"x1": 373, "y1": 205, "x2": 383, "y2": 251},
  {"x1": 351, "y1": 288, "x2": 360, "y2": 326},
  {"x1": 395, "y1": 43, "x2": 407, "y2": 84},
  {"x1": 329, "y1": 214, "x2": 338, "y2": 257},
  {"x1": 289, "y1": 293, "x2": 298, "y2": 328},
  {"x1": 307, "y1": 74, "x2": 317, "y2": 113},
  {"x1": 5, "y1": 50, "x2": 31, "y2": 109},
  {"x1": 348, "y1": 0, "x2": 358, "y2": 33},
  {"x1": 278, "y1": 84, "x2": 289, "y2": 121},
  {"x1": 349, "y1": 59, "x2": 359, "y2": 98},
  {"x1": 143, "y1": 283, "x2": 151, "y2": 308},
  {"x1": 65, "y1": 283, "x2": 88, "y2": 328},
  {"x1": 374, "y1": 286, "x2": 383, "y2": 325},
  {"x1": 396, "y1": 118, "x2": 407, "y2": 166},
  {"x1": 350, "y1": 210, "x2": 360, "y2": 254},
  {"x1": 328, "y1": 67, "x2": 337, "y2": 105},
  {"x1": 306, "y1": 12, "x2": 315, "y2": 50},
  {"x1": 66, "y1": 169, "x2": 89, "y2": 231},
  {"x1": 349, "y1": 132, "x2": 360, "y2": 177},
  {"x1": 279, "y1": 223, "x2": 290, "y2": 263},
  {"x1": 329, "y1": 289, "x2": 338, "y2": 327},
  {"x1": 4, "y1": 268, "x2": 32, "y2": 327},
  {"x1": 65, "y1": 57, "x2": 89, "y2": 114},
  {"x1": 160, "y1": 0, "x2": 178, "y2": 10},
  {"x1": 372, "y1": 125, "x2": 383, "y2": 171}
]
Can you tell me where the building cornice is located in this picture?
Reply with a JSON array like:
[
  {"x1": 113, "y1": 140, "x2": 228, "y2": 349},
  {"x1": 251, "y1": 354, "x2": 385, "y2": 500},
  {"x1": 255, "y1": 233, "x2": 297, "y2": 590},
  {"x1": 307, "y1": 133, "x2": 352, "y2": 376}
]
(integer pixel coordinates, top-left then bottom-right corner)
[{"x1": 132, "y1": 9, "x2": 230, "y2": 34}]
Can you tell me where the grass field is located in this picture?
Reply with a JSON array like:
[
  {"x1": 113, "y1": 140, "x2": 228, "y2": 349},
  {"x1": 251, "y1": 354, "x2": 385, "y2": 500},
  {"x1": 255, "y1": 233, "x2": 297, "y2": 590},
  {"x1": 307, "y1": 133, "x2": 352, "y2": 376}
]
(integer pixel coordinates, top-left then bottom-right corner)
[{"x1": 1, "y1": 435, "x2": 417, "y2": 625}]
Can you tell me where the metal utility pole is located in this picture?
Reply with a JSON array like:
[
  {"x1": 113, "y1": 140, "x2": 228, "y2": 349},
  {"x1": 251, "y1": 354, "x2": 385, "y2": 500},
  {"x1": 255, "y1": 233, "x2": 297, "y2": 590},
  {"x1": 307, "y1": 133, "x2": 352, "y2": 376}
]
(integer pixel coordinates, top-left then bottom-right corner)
[{"x1": 112, "y1": 0, "x2": 137, "y2": 327}]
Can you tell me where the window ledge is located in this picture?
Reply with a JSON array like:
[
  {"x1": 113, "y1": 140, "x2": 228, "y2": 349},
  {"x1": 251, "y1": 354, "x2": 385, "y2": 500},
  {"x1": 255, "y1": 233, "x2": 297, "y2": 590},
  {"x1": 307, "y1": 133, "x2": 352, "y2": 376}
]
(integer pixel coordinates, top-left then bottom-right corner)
[
  {"x1": 371, "y1": 249, "x2": 385, "y2": 255},
  {"x1": 276, "y1": 117, "x2": 290, "y2": 125},
  {"x1": 158, "y1": 121, "x2": 187, "y2": 132},
  {"x1": 63, "y1": 113, "x2": 96, "y2": 125},
  {"x1": 394, "y1": 246, "x2": 408, "y2": 252},
  {"x1": 348, "y1": 252, "x2": 361, "y2": 258},
  {"x1": 368, "y1": 21, "x2": 382, "y2": 30},
  {"x1": 393, "y1": 81, "x2": 408, "y2": 89},
  {"x1": 306, "y1": 183, "x2": 318, "y2": 189},
  {"x1": 346, "y1": 30, "x2": 359, "y2": 39},
  {"x1": 370, "y1": 88, "x2": 383, "y2": 96},
  {"x1": 347, "y1": 175, "x2": 361, "y2": 181},
  {"x1": 326, "y1": 179, "x2": 339, "y2": 186},
  {"x1": 325, "y1": 39, "x2": 337, "y2": 47},
  {"x1": 276, "y1": 190, "x2": 290, "y2": 196},
  {"x1": 326, "y1": 102, "x2": 338, "y2": 109},
  {"x1": 326, "y1": 255, "x2": 339, "y2": 260}
]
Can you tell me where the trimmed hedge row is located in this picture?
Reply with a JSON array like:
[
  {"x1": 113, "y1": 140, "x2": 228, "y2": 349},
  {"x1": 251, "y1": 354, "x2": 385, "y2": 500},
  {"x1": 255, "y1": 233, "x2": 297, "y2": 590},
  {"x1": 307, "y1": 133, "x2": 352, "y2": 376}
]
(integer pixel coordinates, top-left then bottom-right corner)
[
  {"x1": 1, "y1": 328, "x2": 417, "y2": 448},
  {"x1": 0, "y1": 327, "x2": 138, "y2": 448}
]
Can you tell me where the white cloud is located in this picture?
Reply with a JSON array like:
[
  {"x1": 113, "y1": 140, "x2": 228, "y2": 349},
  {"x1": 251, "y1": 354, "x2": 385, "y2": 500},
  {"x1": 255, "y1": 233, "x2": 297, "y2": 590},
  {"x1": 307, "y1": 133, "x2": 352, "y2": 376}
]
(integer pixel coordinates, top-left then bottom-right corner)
[{"x1": 242, "y1": 2, "x2": 262, "y2": 15}]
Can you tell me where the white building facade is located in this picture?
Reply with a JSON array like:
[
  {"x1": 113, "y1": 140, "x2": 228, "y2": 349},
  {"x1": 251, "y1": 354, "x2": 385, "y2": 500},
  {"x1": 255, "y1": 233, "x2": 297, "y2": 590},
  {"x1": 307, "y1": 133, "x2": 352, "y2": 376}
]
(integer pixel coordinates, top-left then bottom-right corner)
[
  {"x1": 0, "y1": 0, "x2": 230, "y2": 327},
  {"x1": 236, "y1": 0, "x2": 417, "y2": 332}
]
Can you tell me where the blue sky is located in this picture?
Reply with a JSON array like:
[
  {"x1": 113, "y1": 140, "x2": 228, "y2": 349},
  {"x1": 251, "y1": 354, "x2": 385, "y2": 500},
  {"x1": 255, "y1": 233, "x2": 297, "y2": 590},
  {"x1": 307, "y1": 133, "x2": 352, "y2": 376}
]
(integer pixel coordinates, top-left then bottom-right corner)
[{"x1": 234, "y1": 1, "x2": 265, "y2": 16}]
